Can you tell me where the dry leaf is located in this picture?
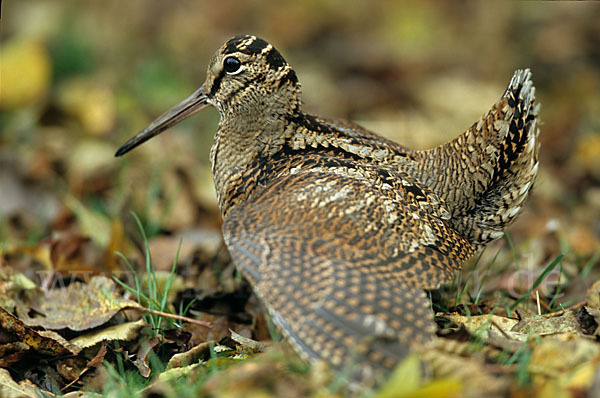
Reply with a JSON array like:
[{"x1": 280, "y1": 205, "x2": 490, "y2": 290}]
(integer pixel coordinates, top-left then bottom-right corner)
[
  {"x1": 0, "y1": 306, "x2": 75, "y2": 356},
  {"x1": 0, "y1": 38, "x2": 51, "y2": 109},
  {"x1": 133, "y1": 336, "x2": 160, "y2": 378},
  {"x1": 70, "y1": 319, "x2": 147, "y2": 349},
  {"x1": 229, "y1": 329, "x2": 270, "y2": 353},
  {"x1": 0, "y1": 368, "x2": 43, "y2": 398},
  {"x1": 0, "y1": 342, "x2": 29, "y2": 367},
  {"x1": 511, "y1": 311, "x2": 583, "y2": 335},
  {"x1": 18, "y1": 276, "x2": 141, "y2": 331},
  {"x1": 166, "y1": 341, "x2": 212, "y2": 369}
]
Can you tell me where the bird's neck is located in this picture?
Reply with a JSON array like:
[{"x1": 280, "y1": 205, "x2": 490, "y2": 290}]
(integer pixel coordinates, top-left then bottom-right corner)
[{"x1": 210, "y1": 108, "x2": 293, "y2": 216}]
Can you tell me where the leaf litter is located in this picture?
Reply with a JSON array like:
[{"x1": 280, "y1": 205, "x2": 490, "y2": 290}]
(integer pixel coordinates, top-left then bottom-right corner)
[{"x1": 1, "y1": 1, "x2": 600, "y2": 397}]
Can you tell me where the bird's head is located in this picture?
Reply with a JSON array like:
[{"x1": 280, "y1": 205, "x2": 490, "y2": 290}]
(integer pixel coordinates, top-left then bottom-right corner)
[{"x1": 115, "y1": 35, "x2": 300, "y2": 157}]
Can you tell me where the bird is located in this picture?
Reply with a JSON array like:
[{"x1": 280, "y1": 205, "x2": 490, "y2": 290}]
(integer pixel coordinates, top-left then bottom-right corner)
[{"x1": 116, "y1": 35, "x2": 540, "y2": 387}]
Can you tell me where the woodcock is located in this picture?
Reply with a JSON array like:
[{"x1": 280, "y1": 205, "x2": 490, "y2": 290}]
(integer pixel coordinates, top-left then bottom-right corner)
[{"x1": 116, "y1": 35, "x2": 540, "y2": 386}]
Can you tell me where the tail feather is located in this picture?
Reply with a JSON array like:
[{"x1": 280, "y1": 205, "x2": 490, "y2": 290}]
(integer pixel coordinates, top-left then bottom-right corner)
[{"x1": 408, "y1": 69, "x2": 540, "y2": 249}]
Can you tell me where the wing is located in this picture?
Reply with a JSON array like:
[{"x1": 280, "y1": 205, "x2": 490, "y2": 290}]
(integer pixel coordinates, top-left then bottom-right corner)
[{"x1": 222, "y1": 163, "x2": 473, "y2": 385}]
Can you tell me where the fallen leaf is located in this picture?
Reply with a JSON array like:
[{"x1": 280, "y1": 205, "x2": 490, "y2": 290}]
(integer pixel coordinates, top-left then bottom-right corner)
[
  {"x1": 102, "y1": 220, "x2": 129, "y2": 274},
  {"x1": 529, "y1": 334, "x2": 600, "y2": 377},
  {"x1": 0, "y1": 267, "x2": 40, "y2": 313},
  {"x1": 18, "y1": 276, "x2": 141, "y2": 331},
  {"x1": 0, "y1": 38, "x2": 51, "y2": 109},
  {"x1": 38, "y1": 330, "x2": 81, "y2": 354},
  {"x1": 166, "y1": 341, "x2": 212, "y2": 369},
  {"x1": 70, "y1": 319, "x2": 147, "y2": 349},
  {"x1": 441, "y1": 313, "x2": 519, "y2": 334},
  {"x1": 133, "y1": 336, "x2": 160, "y2": 378},
  {"x1": 63, "y1": 391, "x2": 103, "y2": 398},
  {"x1": 56, "y1": 356, "x2": 88, "y2": 381},
  {"x1": 420, "y1": 340, "x2": 510, "y2": 396},
  {"x1": 0, "y1": 307, "x2": 75, "y2": 356},
  {"x1": 64, "y1": 195, "x2": 112, "y2": 248},
  {"x1": 229, "y1": 329, "x2": 270, "y2": 353},
  {"x1": 512, "y1": 311, "x2": 583, "y2": 335},
  {"x1": 61, "y1": 343, "x2": 108, "y2": 391},
  {"x1": 536, "y1": 379, "x2": 572, "y2": 398},
  {"x1": 0, "y1": 368, "x2": 42, "y2": 398},
  {"x1": 0, "y1": 342, "x2": 29, "y2": 367},
  {"x1": 49, "y1": 231, "x2": 100, "y2": 275},
  {"x1": 201, "y1": 353, "x2": 310, "y2": 398},
  {"x1": 375, "y1": 354, "x2": 421, "y2": 398},
  {"x1": 586, "y1": 280, "x2": 600, "y2": 309},
  {"x1": 56, "y1": 78, "x2": 115, "y2": 136}
]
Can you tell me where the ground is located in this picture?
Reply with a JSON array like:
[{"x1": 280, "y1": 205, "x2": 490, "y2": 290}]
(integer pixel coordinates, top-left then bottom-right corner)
[{"x1": 1, "y1": 1, "x2": 599, "y2": 397}]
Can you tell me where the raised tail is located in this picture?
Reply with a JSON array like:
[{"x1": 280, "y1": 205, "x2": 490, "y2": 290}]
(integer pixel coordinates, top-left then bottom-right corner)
[{"x1": 408, "y1": 69, "x2": 540, "y2": 250}]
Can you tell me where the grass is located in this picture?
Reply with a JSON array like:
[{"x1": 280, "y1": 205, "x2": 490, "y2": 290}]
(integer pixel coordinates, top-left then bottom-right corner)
[
  {"x1": 443, "y1": 231, "x2": 566, "y2": 318},
  {"x1": 473, "y1": 247, "x2": 502, "y2": 305},
  {"x1": 509, "y1": 253, "x2": 564, "y2": 314},
  {"x1": 102, "y1": 342, "x2": 149, "y2": 397},
  {"x1": 113, "y1": 211, "x2": 182, "y2": 337}
]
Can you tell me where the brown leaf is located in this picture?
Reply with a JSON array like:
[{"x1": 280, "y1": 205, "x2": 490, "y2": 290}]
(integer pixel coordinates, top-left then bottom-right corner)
[
  {"x1": 87, "y1": 343, "x2": 108, "y2": 368},
  {"x1": 201, "y1": 347, "x2": 311, "y2": 398},
  {"x1": 57, "y1": 356, "x2": 88, "y2": 381},
  {"x1": 183, "y1": 313, "x2": 254, "y2": 348},
  {"x1": 0, "y1": 306, "x2": 75, "y2": 357},
  {"x1": 420, "y1": 340, "x2": 510, "y2": 396},
  {"x1": 586, "y1": 280, "x2": 600, "y2": 309},
  {"x1": 0, "y1": 368, "x2": 42, "y2": 398},
  {"x1": 511, "y1": 311, "x2": 583, "y2": 335},
  {"x1": 61, "y1": 343, "x2": 108, "y2": 391},
  {"x1": 166, "y1": 341, "x2": 212, "y2": 369},
  {"x1": 0, "y1": 266, "x2": 40, "y2": 313},
  {"x1": 49, "y1": 231, "x2": 100, "y2": 275},
  {"x1": 574, "y1": 307, "x2": 600, "y2": 335},
  {"x1": 229, "y1": 329, "x2": 270, "y2": 353},
  {"x1": 18, "y1": 276, "x2": 141, "y2": 331},
  {"x1": 133, "y1": 336, "x2": 160, "y2": 378},
  {"x1": 0, "y1": 342, "x2": 29, "y2": 367}
]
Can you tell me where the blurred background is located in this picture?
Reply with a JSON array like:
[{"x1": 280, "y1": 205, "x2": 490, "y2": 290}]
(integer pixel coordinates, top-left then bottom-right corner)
[{"x1": 1, "y1": 1, "x2": 599, "y2": 304}]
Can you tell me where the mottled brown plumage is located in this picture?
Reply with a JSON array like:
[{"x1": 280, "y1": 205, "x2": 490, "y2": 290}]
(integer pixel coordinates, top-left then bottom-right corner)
[{"x1": 116, "y1": 35, "x2": 540, "y2": 386}]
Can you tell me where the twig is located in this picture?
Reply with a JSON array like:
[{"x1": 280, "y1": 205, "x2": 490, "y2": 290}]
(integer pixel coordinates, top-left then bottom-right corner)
[
  {"x1": 529, "y1": 290, "x2": 552, "y2": 313},
  {"x1": 490, "y1": 320, "x2": 513, "y2": 340},
  {"x1": 131, "y1": 306, "x2": 212, "y2": 328},
  {"x1": 541, "y1": 300, "x2": 587, "y2": 318}
]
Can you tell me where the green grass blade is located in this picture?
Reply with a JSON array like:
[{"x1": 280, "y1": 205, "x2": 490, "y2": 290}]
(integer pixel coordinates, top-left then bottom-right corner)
[
  {"x1": 509, "y1": 254, "x2": 564, "y2": 312},
  {"x1": 474, "y1": 247, "x2": 502, "y2": 305}
]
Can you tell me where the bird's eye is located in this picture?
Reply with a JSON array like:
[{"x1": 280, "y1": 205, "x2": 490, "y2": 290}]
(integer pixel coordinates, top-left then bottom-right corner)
[{"x1": 223, "y1": 57, "x2": 243, "y2": 75}]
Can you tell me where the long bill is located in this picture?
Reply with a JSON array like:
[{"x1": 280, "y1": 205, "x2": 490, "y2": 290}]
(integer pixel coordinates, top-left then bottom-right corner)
[{"x1": 115, "y1": 85, "x2": 209, "y2": 157}]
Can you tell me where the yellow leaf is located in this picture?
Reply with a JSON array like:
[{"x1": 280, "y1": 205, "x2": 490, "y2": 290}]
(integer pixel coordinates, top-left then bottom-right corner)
[
  {"x1": 0, "y1": 307, "x2": 76, "y2": 356},
  {"x1": 375, "y1": 354, "x2": 421, "y2": 398},
  {"x1": 537, "y1": 379, "x2": 570, "y2": 398},
  {"x1": 56, "y1": 78, "x2": 115, "y2": 135},
  {"x1": 0, "y1": 39, "x2": 51, "y2": 109},
  {"x1": 376, "y1": 353, "x2": 462, "y2": 398},
  {"x1": 560, "y1": 361, "x2": 597, "y2": 391},
  {"x1": 404, "y1": 379, "x2": 462, "y2": 398},
  {"x1": 70, "y1": 319, "x2": 147, "y2": 349}
]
